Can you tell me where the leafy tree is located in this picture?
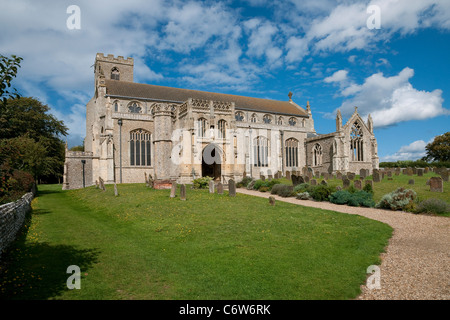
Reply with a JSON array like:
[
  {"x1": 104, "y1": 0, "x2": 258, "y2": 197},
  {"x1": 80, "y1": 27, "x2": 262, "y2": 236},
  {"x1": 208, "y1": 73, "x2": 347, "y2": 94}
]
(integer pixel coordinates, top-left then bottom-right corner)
[
  {"x1": 0, "y1": 54, "x2": 23, "y2": 104},
  {"x1": 423, "y1": 132, "x2": 450, "y2": 162}
]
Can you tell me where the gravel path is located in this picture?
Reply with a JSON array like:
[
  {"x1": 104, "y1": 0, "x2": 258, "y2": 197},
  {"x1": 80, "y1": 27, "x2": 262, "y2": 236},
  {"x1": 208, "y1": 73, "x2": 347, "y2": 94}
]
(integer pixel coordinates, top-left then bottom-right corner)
[{"x1": 236, "y1": 188, "x2": 450, "y2": 300}]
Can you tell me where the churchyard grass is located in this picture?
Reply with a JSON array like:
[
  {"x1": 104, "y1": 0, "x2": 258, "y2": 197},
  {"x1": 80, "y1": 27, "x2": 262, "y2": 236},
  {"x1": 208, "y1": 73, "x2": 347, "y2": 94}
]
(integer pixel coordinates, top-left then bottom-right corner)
[{"x1": 0, "y1": 183, "x2": 392, "y2": 300}]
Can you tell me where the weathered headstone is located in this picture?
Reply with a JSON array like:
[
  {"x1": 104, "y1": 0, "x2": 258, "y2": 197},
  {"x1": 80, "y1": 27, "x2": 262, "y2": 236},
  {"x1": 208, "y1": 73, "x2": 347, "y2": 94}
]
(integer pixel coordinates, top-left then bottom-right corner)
[
  {"x1": 170, "y1": 182, "x2": 177, "y2": 198},
  {"x1": 304, "y1": 175, "x2": 310, "y2": 183},
  {"x1": 98, "y1": 177, "x2": 106, "y2": 191},
  {"x1": 217, "y1": 182, "x2": 224, "y2": 194},
  {"x1": 291, "y1": 174, "x2": 298, "y2": 186},
  {"x1": 228, "y1": 179, "x2": 236, "y2": 197},
  {"x1": 310, "y1": 179, "x2": 317, "y2": 186},
  {"x1": 180, "y1": 184, "x2": 186, "y2": 200},
  {"x1": 269, "y1": 196, "x2": 275, "y2": 206},
  {"x1": 406, "y1": 167, "x2": 413, "y2": 176},
  {"x1": 440, "y1": 170, "x2": 449, "y2": 182},
  {"x1": 408, "y1": 179, "x2": 415, "y2": 185},
  {"x1": 373, "y1": 170, "x2": 381, "y2": 183},
  {"x1": 337, "y1": 171, "x2": 343, "y2": 180},
  {"x1": 114, "y1": 183, "x2": 119, "y2": 196},
  {"x1": 286, "y1": 171, "x2": 291, "y2": 180},
  {"x1": 144, "y1": 172, "x2": 148, "y2": 186},
  {"x1": 347, "y1": 172, "x2": 355, "y2": 180},
  {"x1": 429, "y1": 177, "x2": 443, "y2": 192},
  {"x1": 354, "y1": 180, "x2": 362, "y2": 190},
  {"x1": 424, "y1": 167, "x2": 429, "y2": 174},
  {"x1": 315, "y1": 171, "x2": 320, "y2": 179},
  {"x1": 387, "y1": 171, "x2": 392, "y2": 177},
  {"x1": 261, "y1": 175, "x2": 265, "y2": 181},
  {"x1": 417, "y1": 168, "x2": 424, "y2": 177},
  {"x1": 360, "y1": 169, "x2": 367, "y2": 179},
  {"x1": 209, "y1": 180, "x2": 215, "y2": 193},
  {"x1": 343, "y1": 178, "x2": 351, "y2": 189},
  {"x1": 268, "y1": 175, "x2": 273, "y2": 181}
]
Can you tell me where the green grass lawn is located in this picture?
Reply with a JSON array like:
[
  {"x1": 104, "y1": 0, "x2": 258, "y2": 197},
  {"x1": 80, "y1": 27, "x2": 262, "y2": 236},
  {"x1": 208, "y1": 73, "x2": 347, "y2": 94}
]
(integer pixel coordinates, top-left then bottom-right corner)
[{"x1": 0, "y1": 183, "x2": 393, "y2": 300}]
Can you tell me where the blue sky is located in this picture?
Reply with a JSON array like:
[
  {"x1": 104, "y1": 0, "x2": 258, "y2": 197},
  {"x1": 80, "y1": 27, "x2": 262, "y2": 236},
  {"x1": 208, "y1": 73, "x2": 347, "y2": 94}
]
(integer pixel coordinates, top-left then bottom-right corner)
[{"x1": 1, "y1": 0, "x2": 449, "y2": 161}]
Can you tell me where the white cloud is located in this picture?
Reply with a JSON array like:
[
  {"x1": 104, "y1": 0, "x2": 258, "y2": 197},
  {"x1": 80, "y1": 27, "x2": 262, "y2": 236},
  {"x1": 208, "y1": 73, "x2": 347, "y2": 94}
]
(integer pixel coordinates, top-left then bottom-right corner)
[
  {"x1": 381, "y1": 139, "x2": 430, "y2": 161},
  {"x1": 331, "y1": 67, "x2": 449, "y2": 128},
  {"x1": 285, "y1": 36, "x2": 309, "y2": 63},
  {"x1": 324, "y1": 70, "x2": 348, "y2": 83}
]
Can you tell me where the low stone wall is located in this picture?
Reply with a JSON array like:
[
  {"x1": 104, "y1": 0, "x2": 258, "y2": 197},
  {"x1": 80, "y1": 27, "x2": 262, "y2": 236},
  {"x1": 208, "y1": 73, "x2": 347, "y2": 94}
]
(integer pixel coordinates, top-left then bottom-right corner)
[{"x1": 0, "y1": 190, "x2": 35, "y2": 259}]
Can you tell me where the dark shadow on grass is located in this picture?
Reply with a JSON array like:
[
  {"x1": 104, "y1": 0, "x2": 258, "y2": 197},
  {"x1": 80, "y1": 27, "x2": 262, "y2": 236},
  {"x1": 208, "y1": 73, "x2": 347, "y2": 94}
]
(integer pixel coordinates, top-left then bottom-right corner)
[{"x1": 0, "y1": 243, "x2": 100, "y2": 300}]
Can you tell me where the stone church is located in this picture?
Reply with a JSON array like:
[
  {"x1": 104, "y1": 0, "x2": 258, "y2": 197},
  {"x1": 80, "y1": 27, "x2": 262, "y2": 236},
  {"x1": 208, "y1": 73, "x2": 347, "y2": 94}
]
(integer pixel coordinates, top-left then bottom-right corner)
[{"x1": 62, "y1": 53, "x2": 379, "y2": 189}]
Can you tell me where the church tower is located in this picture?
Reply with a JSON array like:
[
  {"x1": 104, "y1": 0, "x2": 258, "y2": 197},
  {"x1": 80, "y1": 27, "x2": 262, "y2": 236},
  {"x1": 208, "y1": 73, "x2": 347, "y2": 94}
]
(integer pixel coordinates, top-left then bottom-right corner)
[{"x1": 94, "y1": 53, "x2": 134, "y2": 84}]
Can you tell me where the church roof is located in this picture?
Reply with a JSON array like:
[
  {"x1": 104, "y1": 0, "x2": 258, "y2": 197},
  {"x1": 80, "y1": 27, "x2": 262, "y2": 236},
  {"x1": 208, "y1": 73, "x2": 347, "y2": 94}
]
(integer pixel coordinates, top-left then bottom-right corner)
[{"x1": 104, "y1": 80, "x2": 308, "y2": 117}]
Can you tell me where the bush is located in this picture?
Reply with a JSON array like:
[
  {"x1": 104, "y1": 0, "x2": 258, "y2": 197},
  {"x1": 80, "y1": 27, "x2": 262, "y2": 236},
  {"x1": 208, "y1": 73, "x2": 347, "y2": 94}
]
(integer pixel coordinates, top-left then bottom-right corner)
[
  {"x1": 296, "y1": 192, "x2": 313, "y2": 200},
  {"x1": 253, "y1": 179, "x2": 281, "y2": 191},
  {"x1": 193, "y1": 176, "x2": 212, "y2": 189},
  {"x1": 273, "y1": 184, "x2": 294, "y2": 197},
  {"x1": 376, "y1": 187, "x2": 417, "y2": 211},
  {"x1": 237, "y1": 177, "x2": 253, "y2": 188},
  {"x1": 415, "y1": 198, "x2": 450, "y2": 215},
  {"x1": 308, "y1": 185, "x2": 336, "y2": 202},
  {"x1": 329, "y1": 190, "x2": 375, "y2": 207},
  {"x1": 293, "y1": 183, "x2": 310, "y2": 194},
  {"x1": 259, "y1": 186, "x2": 270, "y2": 192},
  {"x1": 362, "y1": 183, "x2": 373, "y2": 194}
]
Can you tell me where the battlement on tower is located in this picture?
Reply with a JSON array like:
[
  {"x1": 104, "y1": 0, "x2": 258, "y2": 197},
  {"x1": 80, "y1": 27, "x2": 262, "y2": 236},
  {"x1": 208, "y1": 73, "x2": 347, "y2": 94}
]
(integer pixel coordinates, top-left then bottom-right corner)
[
  {"x1": 96, "y1": 53, "x2": 134, "y2": 65},
  {"x1": 95, "y1": 53, "x2": 134, "y2": 82}
]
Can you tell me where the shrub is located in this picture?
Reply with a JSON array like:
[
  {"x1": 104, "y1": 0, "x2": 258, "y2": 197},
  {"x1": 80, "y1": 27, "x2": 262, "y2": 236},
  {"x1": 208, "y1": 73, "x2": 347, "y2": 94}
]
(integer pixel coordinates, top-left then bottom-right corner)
[
  {"x1": 296, "y1": 192, "x2": 313, "y2": 200},
  {"x1": 253, "y1": 179, "x2": 281, "y2": 191},
  {"x1": 193, "y1": 176, "x2": 212, "y2": 189},
  {"x1": 270, "y1": 184, "x2": 283, "y2": 195},
  {"x1": 293, "y1": 183, "x2": 310, "y2": 194},
  {"x1": 237, "y1": 176, "x2": 253, "y2": 188},
  {"x1": 329, "y1": 190, "x2": 352, "y2": 205},
  {"x1": 376, "y1": 187, "x2": 417, "y2": 211},
  {"x1": 329, "y1": 190, "x2": 375, "y2": 207},
  {"x1": 416, "y1": 198, "x2": 450, "y2": 215},
  {"x1": 308, "y1": 185, "x2": 336, "y2": 202},
  {"x1": 362, "y1": 183, "x2": 373, "y2": 194},
  {"x1": 259, "y1": 186, "x2": 270, "y2": 192}
]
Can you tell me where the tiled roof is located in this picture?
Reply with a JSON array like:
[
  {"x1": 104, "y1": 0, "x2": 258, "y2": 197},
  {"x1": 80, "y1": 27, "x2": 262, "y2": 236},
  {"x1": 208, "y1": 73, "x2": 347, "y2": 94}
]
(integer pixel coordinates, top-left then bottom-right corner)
[{"x1": 105, "y1": 80, "x2": 308, "y2": 117}]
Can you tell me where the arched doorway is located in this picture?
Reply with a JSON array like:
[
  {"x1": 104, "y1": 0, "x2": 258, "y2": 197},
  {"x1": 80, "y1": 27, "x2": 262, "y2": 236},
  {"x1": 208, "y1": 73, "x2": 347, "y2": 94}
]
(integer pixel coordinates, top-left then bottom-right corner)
[{"x1": 202, "y1": 144, "x2": 222, "y2": 181}]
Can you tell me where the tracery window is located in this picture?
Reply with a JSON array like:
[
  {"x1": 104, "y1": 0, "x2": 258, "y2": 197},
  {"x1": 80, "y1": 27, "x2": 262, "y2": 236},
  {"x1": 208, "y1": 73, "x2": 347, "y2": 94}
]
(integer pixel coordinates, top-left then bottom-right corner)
[
  {"x1": 130, "y1": 129, "x2": 151, "y2": 166},
  {"x1": 111, "y1": 67, "x2": 120, "y2": 80},
  {"x1": 263, "y1": 114, "x2": 272, "y2": 124},
  {"x1": 289, "y1": 117, "x2": 297, "y2": 126},
  {"x1": 285, "y1": 138, "x2": 299, "y2": 167},
  {"x1": 254, "y1": 136, "x2": 269, "y2": 167},
  {"x1": 128, "y1": 102, "x2": 142, "y2": 113},
  {"x1": 313, "y1": 143, "x2": 322, "y2": 167},
  {"x1": 198, "y1": 118, "x2": 207, "y2": 137},
  {"x1": 235, "y1": 112, "x2": 244, "y2": 122},
  {"x1": 218, "y1": 120, "x2": 227, "y2": 139},
  {"x1": 351, "y1": 121, "x2": 364, "y2": 161}
]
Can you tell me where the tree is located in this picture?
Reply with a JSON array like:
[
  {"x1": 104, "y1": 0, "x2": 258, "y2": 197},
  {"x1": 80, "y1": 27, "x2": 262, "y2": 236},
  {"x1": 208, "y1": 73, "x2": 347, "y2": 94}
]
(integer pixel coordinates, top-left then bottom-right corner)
[
  {"x1": 0, "y1": 54, "x2": 23, "y2": 104},
  {"x1": 423, "y1": 132, "x2": 450, "y2": 162}
]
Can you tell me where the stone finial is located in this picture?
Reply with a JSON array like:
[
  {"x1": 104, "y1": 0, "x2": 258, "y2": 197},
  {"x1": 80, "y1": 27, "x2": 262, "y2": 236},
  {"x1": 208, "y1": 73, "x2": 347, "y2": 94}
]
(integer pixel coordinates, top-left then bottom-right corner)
[
  {"x1": 354, "y1": 106, "x2": 358, "y2": 113},
  {"x1": 306, "y1": 101, "x2": 311, "y2": 113},
  {"x1": 288, "y1": 91, "x2": 293, "y2": 101}
]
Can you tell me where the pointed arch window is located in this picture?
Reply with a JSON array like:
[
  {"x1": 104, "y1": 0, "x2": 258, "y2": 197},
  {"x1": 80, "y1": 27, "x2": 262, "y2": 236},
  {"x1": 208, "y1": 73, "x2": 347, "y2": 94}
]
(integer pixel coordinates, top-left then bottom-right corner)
[
  {"x1": 254, "y1": 136, "x2": 269, "y2": 167},
  {"x1": 250, "y1": 114, "x2": 257, "y2": 123},
  {"x1": 313, "y1": 143, "x2": 322, "y2": 167},
  {"x1": 198, "y1": 118, "x2": 207, "y2": 137},
  {"x1": 113, "y1": 101, "x2": 119, "y2": 112},
  {"x1": 285, "y1": 138, "x2": 299, "y2": 167},
  {"x1": 130, "y1": 129, "x2": 151, "y2": 166},
  {"x1": 218, "y1": 119, "x2": 227, "y2": 139},
  {"x1": 351, "y1": 121, "x2": 364, "y2": 161},
  {"x1": 263, "y1": 114, "x2": 272, "y2": 124},
  {"x1": 111, "y1": 67, "x2": 120, "y2": 80},
  {"x1": 277, "y1": 116, "x2": 283, "y2": 125}
]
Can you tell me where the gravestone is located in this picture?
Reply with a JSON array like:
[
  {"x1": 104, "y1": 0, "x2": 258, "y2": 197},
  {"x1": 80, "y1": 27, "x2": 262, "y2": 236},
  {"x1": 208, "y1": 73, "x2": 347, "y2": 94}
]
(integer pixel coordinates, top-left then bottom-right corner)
[
  {"x1": 114, "y1": 183, "x2": 119, "y2": 196},
  {"x1": 336, "y1": 171, "x2": 343, "y2": 180},
  {"x1": 286, "y1": 171, "x2": 291, "y2": 180},
  {"x1": 291, "y1": 174, "x2": 298, "y2": 186},
  {"x1": 145, "y1": 172, "x2": 148, "y2": 187},
  {"x1": 365, "y1": 180, "x2": 373, "y2": 188},
  {"x1": 354, "y1": 180, "x2": 362, "y2": 190},
  {"x1": 343, "y1": 178, "x2": 351, "y2": 189},
  {"x1": 360, "y1": 169, "x2": 367, "y2": 179},
  {"x1": 417, "y1": 169, "x2": 424, "y2": 177},
  {"x1": 387, "y1": 171, "x2": 392, "y2": 177},
  {"x1": 261, "y1": 175, "x2": 265, "y2": 181},
  {"x1": 180, "y1": 184, "x2": 186, "y2": 200},
  {"x1": 268, "y1": 175, "x2": 273, "y2": 181},
  {"x1": 408, "y1": 179, "x2": 415, "y2": 185},
  {"x1": 440, "y1": 170, "x2": 449, "y2": 182},
  {"x1": 347, "y1": 172, "x2": 355, "y2": 180},
  {"x1": 429, "y1": 177, "x2": 443, "y2": 192},
  {"x1": 217, "y1": 182, "x2": 224, "y2": 194},
  {"x1": 209, "y1": 180, "x2": 215, "y2": 193},
  {"x1": 323, "y1": 173, "x2": 329, "y2": 180},
  {"x1": 424, "y1": 167, "x2": 429, "y2": 174},
  {"x1": 170, "y1": 182, "x2": 177, "y2": 198},
  {"x1": 95, "y1": 180, "x2": 99, "y2": 188},
  {"x1": 406, "y1": 167, "x2": 413, "y2": 176},
  {"x1": 372, "y1": 170, "x2": 381, "y2": 183},
  {"x1": 311, "y1": 179, "x2": 317, "y2": 186},
  {"x1": 269, "y1": 196, "x2": 275, "y2": 206},
  {"x1": 315, "y1": 171, "x2": 320, "y2": 179},
  {"x1": 228, "y1": 179, "x2": 236, "y2": 197},
  {"x1": 304, "y1": 176, "x2": 310, "y2": 183},
  {"x1": 98, "y1": 177, "x2": 106, "y2": 191}
]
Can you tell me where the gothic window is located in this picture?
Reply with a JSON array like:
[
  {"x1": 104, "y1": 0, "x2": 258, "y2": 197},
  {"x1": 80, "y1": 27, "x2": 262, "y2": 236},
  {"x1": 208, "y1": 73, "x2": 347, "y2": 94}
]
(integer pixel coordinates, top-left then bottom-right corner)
[
  {"x1": 130, "y1": 129, "x2": 151, "y2": 166},
  {"x1": 263, "y1": 114, "x2": 272, "y2": 124},
  {"x1": 111, "y1": 67, "x2": 120, "y2": 81},
  {"x1": 198, "y1": 118, "x2": 207, "y2": 137},
  {"x1": 312, "y1": 143, "x2": 322, "y2": 167},
  {"x1": 277, "y1": 117, "x2": 283, "y2": 125},
  {"x1": 113, "y1": 101, "x2": 119, "y2": 112},
  {"x1": 235, "y1": 112, "x2": 244, "y2": 122},
  {"x1": 302, "y1": 119, "x2": 306, "y2": 127},
  {"x1": 250, "y1": 114, "x2": 257, "y2": 123},
  {"x1": 218, "y1": 119, "x2": 227, "y2": 139},
  {"x1": 288, "y1": 117, "x2": 297, "y2": 126},
  {"x1": 128, "y1": 102, "x2": 142, "y2": 113},
  {"x1": 254, "y1": 136, "x2": 269, "y2": 167},
  {"x1": 285, "y1": 138, "x2": 299, "y2": 167},
  {"x1": 351, "y1": 121, "x2": 364, "y2": 161}
]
